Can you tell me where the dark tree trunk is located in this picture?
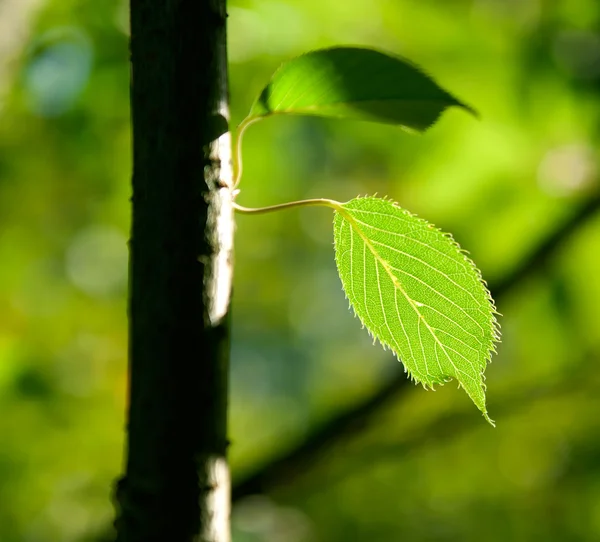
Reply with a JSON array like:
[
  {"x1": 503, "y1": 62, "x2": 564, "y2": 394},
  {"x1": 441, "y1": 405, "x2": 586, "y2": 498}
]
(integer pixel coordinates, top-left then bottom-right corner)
[{"x1": 114, "y1": 0, "x2": 232, "y2": 541}]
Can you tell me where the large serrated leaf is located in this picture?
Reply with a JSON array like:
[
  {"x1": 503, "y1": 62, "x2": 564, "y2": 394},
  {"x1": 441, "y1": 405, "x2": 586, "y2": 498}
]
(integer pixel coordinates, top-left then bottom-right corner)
[
  {"x1": 249, "y1": 47, "x2": 475, "y2": 131},
  {"x1": 333, "y1": 196, "x2": 499, "y2": 424}
]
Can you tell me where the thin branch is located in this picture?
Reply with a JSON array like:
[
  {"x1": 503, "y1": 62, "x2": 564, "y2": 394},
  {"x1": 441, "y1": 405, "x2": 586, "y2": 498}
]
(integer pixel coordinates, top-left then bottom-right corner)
[
  {"x1": 232, "y1": 192, "x2": 600, "y2": 502},
  {"x1": 114, "y1": 0, "x2": 232, "y2": 540}
]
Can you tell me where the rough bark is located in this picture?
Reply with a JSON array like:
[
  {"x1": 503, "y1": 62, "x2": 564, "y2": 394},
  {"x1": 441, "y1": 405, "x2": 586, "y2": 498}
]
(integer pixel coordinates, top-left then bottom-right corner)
[{"x1": 114, "y1": 0, "x2": 232, "y2": 541}]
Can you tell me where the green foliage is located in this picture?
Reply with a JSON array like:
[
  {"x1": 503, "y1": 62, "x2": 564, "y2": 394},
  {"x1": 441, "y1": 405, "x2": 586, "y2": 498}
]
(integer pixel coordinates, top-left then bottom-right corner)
[
  {"x1": 241, "y1": 47, "x2": 498, "y2": 422},
  {"x1": 5, "y1": 1, "x2": 600, "y2": 541},
  {"x1": 333, "y1": 197, "x2": 499, "y2": 424},
  {"x1": 247, "y1": 46, "x2": 475, "y2": 131}
]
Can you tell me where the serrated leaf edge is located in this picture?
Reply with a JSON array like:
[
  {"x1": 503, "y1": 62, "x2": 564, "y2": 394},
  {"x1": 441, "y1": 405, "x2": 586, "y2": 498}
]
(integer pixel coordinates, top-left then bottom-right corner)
[{"x1": 333, "y1": 196, "x2": 500, "y2": 425}]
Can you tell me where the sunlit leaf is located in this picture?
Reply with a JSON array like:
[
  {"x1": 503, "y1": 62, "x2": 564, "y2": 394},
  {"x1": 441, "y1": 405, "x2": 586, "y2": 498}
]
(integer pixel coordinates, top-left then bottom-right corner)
[
  {"x1": 248, "y1": 46, "x2": 475, "y2": 131},
  {"x1": 333, "y1": 196, "x2": 499, "y2": 424}
]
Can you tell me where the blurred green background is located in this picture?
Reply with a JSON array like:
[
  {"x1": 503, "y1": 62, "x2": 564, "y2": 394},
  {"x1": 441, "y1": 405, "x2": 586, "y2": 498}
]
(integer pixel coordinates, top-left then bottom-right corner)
[{"x1": 2, "y1": 0, "x2": 600, "y2": 540}]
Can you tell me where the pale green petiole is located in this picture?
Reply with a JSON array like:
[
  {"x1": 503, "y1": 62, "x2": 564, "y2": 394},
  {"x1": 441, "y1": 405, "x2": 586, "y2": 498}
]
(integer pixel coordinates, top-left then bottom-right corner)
[
  {"x1": 232, "y1": 198, "x2": 342, "y2": 215},
  {"x1": 232, "y1": 116, "x2": 261, "y2": 190}
]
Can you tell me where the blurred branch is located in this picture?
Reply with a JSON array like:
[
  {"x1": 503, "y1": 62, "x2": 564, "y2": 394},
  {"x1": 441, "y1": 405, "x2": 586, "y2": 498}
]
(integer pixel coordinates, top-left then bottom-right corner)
[
  {"x1": 491, "y1": 192, "x2": 600, "y2": 298},
  {"x1": 312, "y1": 359, "x2": 598, "y2": 493},
  {"x1": 232, "y1": 191, "x2": 600, "y2": 502},
  {"x1": 233, "y1": 365, "x2": 411, "y2": 500}
]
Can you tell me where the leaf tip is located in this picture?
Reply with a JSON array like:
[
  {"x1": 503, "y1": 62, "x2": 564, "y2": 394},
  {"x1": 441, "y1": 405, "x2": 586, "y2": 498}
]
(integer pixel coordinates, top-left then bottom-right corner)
[
  {"x1": 455, "y1": 100, "x2": 479, "y2": 120},
  {"x1": 483, "y1": 411, "x2": 496, "y2": 427}
]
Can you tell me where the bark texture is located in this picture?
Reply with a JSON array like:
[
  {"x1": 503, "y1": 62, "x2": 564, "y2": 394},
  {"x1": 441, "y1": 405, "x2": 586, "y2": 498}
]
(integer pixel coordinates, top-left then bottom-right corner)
[{"x1": 115, "y1": 0, "x2": 232, "y2": 540}]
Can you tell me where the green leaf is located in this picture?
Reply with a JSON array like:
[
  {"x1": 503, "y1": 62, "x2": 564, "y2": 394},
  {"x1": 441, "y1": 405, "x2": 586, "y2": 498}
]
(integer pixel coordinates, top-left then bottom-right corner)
[
  {"x1": 248, "y1": 46, "x2": 475, "y2": 131},
  {"x1": 333, "y1": 197, "x2": 499, "y2": 424}
]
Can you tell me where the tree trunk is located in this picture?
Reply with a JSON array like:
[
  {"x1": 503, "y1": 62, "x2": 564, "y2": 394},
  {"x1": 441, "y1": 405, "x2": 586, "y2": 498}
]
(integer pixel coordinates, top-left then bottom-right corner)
[{"x1": 114, "y1": 0, "x2": 232, "y2": 540}]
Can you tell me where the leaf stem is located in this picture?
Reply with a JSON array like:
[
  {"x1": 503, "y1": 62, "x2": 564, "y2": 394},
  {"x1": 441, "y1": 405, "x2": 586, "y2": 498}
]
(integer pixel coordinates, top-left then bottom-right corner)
[
  {"x1": 233, "y1": 198, "x2": 341, "y2": 215},
  {"x1": 232, "y1": 116, "x2": 261, "y2": 190}
]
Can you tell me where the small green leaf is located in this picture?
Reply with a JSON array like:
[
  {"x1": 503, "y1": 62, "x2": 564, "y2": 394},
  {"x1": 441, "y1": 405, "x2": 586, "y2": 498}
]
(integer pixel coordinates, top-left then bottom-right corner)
[
  {"x1": 248, "y1": 47, "x2": 475, "y2": 131},
  {"x1": 333, "y1": 197, "x2": 499, "y2": 424}
]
